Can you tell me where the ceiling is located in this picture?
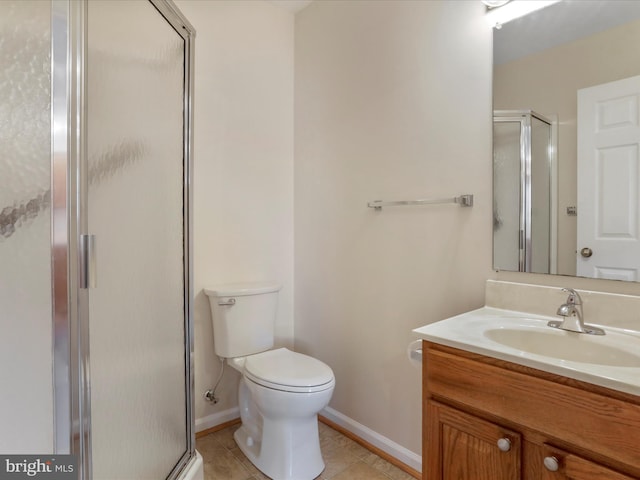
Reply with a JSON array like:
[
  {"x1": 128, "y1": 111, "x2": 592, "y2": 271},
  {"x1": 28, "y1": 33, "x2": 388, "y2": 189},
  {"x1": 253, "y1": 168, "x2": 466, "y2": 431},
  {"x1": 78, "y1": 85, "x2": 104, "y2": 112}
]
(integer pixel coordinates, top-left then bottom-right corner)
[
  {"x1": 266, "y1": 0, "x2": 314, "y2": 13},
  {"x1": 494, "y1": 0, "x2": 640, "y2": 65},
  {"x1": 265, "y1": 0, "x2": 640, "y2": 60}
]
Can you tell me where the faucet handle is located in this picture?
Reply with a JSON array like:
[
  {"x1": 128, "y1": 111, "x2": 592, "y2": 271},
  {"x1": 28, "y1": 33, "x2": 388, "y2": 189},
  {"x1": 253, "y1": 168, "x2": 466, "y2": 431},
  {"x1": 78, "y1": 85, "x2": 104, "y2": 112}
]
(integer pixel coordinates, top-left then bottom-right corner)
[{"x1": 561, "y1": 288, "x2": 582, "y2": 305}]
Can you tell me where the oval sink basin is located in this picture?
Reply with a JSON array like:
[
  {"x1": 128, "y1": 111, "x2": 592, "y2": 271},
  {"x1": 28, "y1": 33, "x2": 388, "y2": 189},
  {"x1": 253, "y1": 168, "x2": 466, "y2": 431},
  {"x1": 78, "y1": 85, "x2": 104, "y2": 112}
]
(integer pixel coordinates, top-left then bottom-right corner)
[
  {"x1": 413, "y1": 307, "x2": 640, "y2": 395},
  {"x1": 484, "y1": 327, "x2": 640, "y2": 367}
]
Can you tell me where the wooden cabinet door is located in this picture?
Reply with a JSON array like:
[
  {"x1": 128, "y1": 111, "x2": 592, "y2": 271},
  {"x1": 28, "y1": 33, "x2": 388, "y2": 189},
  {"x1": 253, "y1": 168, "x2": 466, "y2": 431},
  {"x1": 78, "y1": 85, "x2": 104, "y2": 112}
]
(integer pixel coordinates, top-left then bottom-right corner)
[
  {"x1": 425, "y1": 401, "x2": 521, "y2": 480},
  {"x1": 527, "y1": 443, "x2": 636, "y2": 480}
]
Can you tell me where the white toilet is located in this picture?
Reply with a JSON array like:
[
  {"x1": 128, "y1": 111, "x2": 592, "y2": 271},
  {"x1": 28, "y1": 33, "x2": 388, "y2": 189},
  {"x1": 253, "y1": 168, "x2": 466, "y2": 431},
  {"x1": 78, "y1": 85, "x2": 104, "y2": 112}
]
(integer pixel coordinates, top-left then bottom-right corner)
[{"x1": 204, "y1": 282, "x2": 335, "y2": 480}]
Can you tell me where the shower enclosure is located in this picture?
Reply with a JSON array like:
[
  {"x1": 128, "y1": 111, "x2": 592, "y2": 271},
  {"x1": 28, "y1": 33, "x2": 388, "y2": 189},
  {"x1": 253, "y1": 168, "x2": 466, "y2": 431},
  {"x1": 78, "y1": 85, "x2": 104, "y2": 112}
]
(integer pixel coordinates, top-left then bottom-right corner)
[
  {"x1": 0, "y1": 1, "x2": 196, "y2": 479},
  {"x1": 493, "y1": 110, "x2": 556, "y2": 274}
]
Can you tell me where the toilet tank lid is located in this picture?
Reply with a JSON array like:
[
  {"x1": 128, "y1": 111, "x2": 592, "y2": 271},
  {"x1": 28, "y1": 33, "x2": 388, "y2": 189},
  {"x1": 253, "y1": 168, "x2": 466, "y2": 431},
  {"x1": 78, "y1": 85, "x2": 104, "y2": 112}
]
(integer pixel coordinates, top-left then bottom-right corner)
[{"x1": 204, "y1": 282, "x2": 281, "y2": 297}]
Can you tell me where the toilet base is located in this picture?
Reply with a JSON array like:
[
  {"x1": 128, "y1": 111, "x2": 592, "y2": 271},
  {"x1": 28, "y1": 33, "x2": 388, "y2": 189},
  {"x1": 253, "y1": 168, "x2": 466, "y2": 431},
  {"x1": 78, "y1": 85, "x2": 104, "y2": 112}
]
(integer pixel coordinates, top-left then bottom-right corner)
[{"x1": 234, "y1": 417, "x2": 325, "y2": 480}]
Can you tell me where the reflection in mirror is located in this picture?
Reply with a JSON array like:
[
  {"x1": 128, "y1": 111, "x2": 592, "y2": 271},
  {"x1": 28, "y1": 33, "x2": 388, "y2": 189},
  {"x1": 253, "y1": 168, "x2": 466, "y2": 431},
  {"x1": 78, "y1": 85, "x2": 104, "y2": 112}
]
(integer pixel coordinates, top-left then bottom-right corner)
[
  {"x1": 492, "y1": 0, "x2": 640, "y2": 281},
  {"x1": 493, "y1": 110, "x2": 554, "y2": 274}
]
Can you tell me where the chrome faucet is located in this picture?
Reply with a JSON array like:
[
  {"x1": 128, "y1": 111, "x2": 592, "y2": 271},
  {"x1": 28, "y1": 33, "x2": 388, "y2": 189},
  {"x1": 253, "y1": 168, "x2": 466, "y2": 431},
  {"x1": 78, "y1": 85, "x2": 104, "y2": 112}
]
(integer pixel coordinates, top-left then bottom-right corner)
[{"x1": 547, "y1": 288, "x2": 605, "y2": 335}]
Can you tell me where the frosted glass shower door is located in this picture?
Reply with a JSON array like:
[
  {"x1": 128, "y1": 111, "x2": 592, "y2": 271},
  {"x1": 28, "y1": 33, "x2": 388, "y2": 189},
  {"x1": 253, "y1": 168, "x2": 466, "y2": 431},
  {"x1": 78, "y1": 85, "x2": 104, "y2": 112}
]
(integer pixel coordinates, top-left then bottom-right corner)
[
  {"x1": 0, "y1": 0, "x2": 53, "y2": 452},
  {"x1": 86, "y1": 1, "x2": 190, "y2": 478}
]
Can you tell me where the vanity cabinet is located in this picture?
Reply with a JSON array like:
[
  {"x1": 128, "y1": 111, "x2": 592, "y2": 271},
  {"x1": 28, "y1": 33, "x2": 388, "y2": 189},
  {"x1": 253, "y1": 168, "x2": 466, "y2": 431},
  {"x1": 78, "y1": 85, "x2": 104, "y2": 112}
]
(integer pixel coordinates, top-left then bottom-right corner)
[
  {"x1": 428, "y1": 401, "x2": 521, "y2": 480},
  {"x1": 422, "y1": 342, "x2": 640, "y2": 480}
]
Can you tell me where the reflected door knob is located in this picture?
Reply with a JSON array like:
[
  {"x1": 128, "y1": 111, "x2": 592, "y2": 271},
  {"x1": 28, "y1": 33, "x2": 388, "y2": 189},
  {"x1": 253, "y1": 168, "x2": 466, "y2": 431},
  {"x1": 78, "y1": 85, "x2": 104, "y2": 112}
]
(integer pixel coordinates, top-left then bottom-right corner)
[
  {"x1": 497, "y1": 438, "x2": 511, "y2": 452},
  {"x1": 543, "y1": 456, "x2": 559, "y2": 471},
  {"x1": 580, "y1": 247, "x2": 593, "y2": 258}
]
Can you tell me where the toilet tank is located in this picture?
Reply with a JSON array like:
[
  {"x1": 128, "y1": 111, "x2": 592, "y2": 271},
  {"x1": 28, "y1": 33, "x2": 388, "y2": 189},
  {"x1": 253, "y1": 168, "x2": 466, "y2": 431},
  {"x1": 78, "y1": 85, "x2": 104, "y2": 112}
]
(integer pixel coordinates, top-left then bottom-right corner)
[{"x1": 204, "y1": 282, "x2": 281, "y2": 358}]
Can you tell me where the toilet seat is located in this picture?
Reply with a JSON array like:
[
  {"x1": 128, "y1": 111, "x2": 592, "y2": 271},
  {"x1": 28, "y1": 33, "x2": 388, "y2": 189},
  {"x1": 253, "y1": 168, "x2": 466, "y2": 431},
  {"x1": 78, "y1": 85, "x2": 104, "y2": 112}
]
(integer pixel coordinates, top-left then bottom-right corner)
[{"x1": 244, "y1": 348, "x2": 335, "y2": 393}]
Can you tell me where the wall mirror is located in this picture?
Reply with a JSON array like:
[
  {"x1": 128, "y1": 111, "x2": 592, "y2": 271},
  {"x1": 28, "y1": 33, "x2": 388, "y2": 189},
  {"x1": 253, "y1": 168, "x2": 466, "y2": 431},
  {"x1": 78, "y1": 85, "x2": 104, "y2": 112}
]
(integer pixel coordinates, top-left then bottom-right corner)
[{"x1": 492, "y1": 0, "x2": 640, "y2": 281}]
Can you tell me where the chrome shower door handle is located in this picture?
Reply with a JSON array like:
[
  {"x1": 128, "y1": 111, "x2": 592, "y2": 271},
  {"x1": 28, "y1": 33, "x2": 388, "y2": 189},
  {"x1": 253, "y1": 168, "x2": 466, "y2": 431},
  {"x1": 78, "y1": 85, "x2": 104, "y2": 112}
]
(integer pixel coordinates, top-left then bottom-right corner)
[{"x1": 80, "y1": 234, "x2": 97, "y2": 289}]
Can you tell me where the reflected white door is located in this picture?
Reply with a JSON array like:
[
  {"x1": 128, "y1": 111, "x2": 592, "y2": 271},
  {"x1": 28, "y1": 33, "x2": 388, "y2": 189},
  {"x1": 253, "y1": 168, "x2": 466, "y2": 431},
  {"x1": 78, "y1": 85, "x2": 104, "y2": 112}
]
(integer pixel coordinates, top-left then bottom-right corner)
[{"x1": 577, "y1": 75, "x2": 640, "y2": 280}]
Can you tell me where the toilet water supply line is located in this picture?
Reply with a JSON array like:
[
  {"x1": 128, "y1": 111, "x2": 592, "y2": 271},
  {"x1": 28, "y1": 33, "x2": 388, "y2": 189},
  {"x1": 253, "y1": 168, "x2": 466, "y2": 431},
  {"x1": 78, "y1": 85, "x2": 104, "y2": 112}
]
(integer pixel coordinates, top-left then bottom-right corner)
[{"x1": 205, "y1": 357, "x2": 226, "y2": 404}]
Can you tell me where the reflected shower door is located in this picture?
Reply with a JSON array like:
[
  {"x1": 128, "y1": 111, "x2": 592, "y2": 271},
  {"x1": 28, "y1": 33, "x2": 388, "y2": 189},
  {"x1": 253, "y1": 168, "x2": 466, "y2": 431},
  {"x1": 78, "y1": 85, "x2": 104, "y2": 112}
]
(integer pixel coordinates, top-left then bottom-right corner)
[
  {"x1": 530, "y1": 115, "x2": 552, "y2": 274},
  {"x1": 493, "y1": 111, "x2": 553, "y2": 274},
  {"x1": 493, "y1": 120, "x2": 522, "y2": 271},
  {"x1": 86, "y1": 1, "x2": 191, "y2": 478}
]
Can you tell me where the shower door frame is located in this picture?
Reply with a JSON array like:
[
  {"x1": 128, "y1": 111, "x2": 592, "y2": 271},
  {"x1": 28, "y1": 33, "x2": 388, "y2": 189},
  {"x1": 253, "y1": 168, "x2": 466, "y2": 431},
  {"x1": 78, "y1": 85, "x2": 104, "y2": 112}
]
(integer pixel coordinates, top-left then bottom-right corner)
[{"x1": 51, "y1": 1, "x2": 196, "y2": 478}]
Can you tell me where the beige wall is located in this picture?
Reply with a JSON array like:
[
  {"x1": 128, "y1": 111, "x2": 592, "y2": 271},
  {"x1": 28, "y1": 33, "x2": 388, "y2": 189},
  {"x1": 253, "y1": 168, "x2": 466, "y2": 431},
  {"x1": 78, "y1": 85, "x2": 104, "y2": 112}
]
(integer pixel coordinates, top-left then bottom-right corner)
[
  {"x1": 174, "y1": 0, "x2": 640, "y2": 467},
  {"x1": 494, "y1": 19, "x2": 640, "y2": 277},
  {"x1": 175, "y1": 0, "x2": 295, "y2": 428},
  {"x1": 294, "y1": 0, "x2": 493, "y2": 459}
]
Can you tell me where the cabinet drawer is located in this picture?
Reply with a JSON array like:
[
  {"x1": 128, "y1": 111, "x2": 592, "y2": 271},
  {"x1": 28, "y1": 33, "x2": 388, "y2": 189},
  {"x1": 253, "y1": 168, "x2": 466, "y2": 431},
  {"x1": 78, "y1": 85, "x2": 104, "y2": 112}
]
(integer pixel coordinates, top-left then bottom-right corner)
[
  {"x1": 541, "y1": 445, "x2": 637, "y2": 480},
  {"x1": 424, "y1": 345, "x2": 640, "y2": 472}
]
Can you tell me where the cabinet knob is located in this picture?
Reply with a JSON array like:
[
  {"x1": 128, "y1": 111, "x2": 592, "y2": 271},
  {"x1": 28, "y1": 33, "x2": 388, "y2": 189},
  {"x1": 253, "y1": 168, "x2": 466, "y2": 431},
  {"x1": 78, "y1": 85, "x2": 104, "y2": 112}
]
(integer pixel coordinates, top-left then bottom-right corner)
[
  {"x1": 543, "y1": 456, "x2": 559, "y2": 471},
  {"x1": 496, "y1": 438, "x2": 511, "y2": 452}
]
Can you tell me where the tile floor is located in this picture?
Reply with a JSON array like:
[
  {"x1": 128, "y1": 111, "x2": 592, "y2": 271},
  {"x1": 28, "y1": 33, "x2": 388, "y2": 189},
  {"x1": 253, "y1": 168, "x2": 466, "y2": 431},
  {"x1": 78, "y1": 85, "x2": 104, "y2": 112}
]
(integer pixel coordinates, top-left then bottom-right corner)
[{"x1": 197, "y1": 421, "x2": 416, "y2": 480}]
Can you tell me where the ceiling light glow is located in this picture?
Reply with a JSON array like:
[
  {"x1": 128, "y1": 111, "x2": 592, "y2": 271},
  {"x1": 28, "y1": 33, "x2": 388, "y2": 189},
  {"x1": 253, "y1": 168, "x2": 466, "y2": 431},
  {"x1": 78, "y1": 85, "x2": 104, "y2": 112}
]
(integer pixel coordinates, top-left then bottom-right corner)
[
  {"x1": 485, "y1": 0, "x2": 561, "y2": 29},
  {"x1": 482, "y1": 0, "x2": 511, "y2": 7}
]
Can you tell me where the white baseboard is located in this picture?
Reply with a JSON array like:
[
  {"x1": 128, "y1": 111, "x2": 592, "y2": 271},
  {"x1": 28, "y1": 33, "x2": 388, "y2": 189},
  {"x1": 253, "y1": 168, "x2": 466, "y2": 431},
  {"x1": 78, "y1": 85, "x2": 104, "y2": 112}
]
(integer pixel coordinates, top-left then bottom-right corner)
[
  {"x1": 195, "y1": 405, "x2": 423, "y2": 473},
  {"x1": 195, "y1": 407, "x2": 240, "y2": 433},
  {"x1": 321, "y1": 406, "x2": 422, "y2": 473}
]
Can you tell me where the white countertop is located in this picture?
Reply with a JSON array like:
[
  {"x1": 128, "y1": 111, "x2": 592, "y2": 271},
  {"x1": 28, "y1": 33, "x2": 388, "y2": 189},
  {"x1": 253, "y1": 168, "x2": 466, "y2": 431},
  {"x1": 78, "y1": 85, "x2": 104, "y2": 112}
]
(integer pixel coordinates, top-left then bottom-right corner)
[{"x1": 413, "y1": 306, "x2": 640, "y2": 396}]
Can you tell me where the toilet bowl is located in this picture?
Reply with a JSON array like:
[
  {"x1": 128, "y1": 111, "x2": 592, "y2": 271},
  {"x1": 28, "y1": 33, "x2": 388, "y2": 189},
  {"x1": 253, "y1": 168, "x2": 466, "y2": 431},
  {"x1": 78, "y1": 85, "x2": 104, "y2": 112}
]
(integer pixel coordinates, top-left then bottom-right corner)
[
  {"x1": 230, "y1": 348, "x2": 335, "y2": 480},
  {"x1": 204, "y1": 283, "x2": 335, "y2": 480}
]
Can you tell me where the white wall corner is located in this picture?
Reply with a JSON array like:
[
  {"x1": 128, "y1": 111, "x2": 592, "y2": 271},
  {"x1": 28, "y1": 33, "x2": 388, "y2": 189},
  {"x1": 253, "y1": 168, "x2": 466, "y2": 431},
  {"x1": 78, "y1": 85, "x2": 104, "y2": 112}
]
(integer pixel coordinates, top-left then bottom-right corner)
[{"x1": 321, "y1": 407, "x2": 422, "y2": 473}]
